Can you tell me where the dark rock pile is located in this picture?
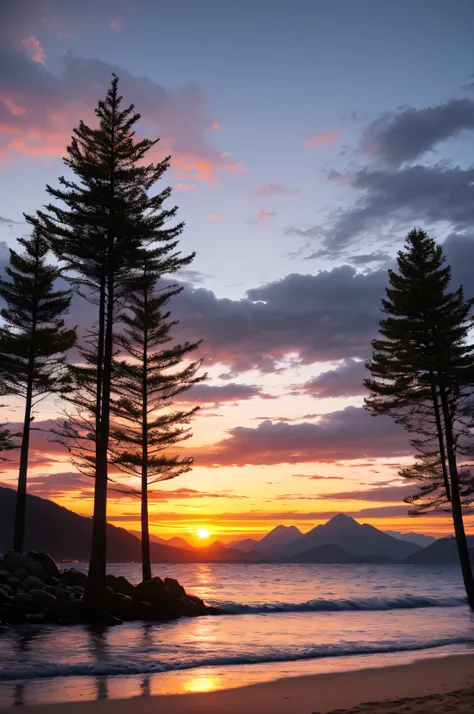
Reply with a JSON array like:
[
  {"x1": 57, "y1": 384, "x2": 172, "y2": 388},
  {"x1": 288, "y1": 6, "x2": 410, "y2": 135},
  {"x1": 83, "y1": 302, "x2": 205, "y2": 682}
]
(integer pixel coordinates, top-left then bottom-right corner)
[{"x1": 0, "y1": 550, "x2": 219, "y2": 626}]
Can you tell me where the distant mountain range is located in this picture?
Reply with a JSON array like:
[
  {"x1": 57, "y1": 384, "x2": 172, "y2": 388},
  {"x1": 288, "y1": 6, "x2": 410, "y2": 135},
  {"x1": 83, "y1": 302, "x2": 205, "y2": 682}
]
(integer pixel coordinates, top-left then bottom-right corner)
[
  {"x1": 0, "y1": 485, "x2": 471, "y2": 565},
  {"x1": 384, "y1": 530, "x2": 436, "y2": 548}
]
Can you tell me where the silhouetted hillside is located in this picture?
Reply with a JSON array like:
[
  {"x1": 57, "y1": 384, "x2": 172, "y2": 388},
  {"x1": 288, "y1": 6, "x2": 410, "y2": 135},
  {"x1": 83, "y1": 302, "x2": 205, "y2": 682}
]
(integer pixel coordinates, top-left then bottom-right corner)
[
  {"x1": 404, "y1": 536, "x2": 474, "y2": 564},
  {"x1": 0, "y1": 486, "x2": 266, "y2": 563}
]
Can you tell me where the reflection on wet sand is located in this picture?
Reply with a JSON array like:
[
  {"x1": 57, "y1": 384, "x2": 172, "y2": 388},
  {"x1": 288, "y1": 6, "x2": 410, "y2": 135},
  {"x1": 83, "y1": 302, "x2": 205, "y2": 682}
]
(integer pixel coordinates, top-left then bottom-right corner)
[{"x1": 181, "y1": 673, "x2": 222, "y2": 693}]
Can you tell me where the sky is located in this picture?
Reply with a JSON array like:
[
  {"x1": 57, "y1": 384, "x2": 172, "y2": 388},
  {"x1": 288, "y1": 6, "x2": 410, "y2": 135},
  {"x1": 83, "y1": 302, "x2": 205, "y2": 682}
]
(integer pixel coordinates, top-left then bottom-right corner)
[{"x1": 1, "y1": 0, "x2": 474, "y2": 544}]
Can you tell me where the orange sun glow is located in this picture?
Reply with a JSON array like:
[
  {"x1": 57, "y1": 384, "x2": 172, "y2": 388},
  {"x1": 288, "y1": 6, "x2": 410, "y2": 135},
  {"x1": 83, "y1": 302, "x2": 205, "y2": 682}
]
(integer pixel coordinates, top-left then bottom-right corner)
[{"x1": 196, "y1": 528, "x2": 211, "y2": 539}]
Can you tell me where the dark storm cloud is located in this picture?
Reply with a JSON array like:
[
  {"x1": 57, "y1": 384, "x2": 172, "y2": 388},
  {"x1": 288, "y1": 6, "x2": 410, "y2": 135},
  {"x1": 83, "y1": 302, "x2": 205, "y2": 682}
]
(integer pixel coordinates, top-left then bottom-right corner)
[
  {"x1": 346, "y1": 252, "x2": 391, "y2": 267},
  {"x1": 296, "y1": 359, "x2": 367, "y2": 399},
  {"x1": 23, "y1": 472, "x2": 247, "y2": 502},
  {"x1": 192, "y1": 406, "x2": 411, "y2": 467},
  {"x1": 3, "y1": 234, "x2": 474, "y2": 379},
  {"x1": 318, "y1": 484, "x2": 415, "y2": 503},
  {"x1": 138, "y1": 234, "x2": 474, "y2": 375},
  {"x1": 317, "y1": 164, "x2": 474, "y2": 257},
  {"x1": 360, "y1": 98, "x2": 474, "y2": 166},
  {"x1": 288, "y1": 93, "x2": 474, "y2": 258},
  {"x1": 171, "y1": 266, "x2": 387, "y2": 371},
  {"x1": 175, "y1": 383, "x2": 275, "y2": 404}
]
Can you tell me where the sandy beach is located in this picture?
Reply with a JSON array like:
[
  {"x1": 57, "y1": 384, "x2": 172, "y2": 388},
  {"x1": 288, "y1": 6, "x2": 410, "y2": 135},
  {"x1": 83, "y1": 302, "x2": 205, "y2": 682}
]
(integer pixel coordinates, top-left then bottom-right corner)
[{"x1": 6, "y1": 653, "x2": 474, "y2": 714}]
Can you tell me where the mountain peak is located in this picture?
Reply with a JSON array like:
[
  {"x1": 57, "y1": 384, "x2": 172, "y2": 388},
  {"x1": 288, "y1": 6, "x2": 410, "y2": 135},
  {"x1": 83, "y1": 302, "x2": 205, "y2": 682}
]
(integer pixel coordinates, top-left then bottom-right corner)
[{"x1": 327, "y1": 513, "x2": 357, "y2": 525}]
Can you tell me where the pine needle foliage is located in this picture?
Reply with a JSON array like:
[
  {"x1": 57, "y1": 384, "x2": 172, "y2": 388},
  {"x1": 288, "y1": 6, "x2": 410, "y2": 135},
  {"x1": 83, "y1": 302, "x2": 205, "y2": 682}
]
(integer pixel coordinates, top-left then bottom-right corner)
[
  {"x1": 364, "y1": 228, "x2": 474, "y2": 608},
  {"x1": 0, "y1": 228, "x2": 75, "y2": 551},
  {"x1": 111, "y1": 254, "x2": 203, "y2": 580},
  {"x1": 33, "y1": 75, "x2": 191, "y2": 602}
]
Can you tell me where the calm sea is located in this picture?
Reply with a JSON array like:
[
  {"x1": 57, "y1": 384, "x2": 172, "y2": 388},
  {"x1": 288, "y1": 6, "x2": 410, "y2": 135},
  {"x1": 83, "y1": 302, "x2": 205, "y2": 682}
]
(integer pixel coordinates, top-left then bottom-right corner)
[{"x1": 0, "y1": 563, "x2": 473, "y2": 707}]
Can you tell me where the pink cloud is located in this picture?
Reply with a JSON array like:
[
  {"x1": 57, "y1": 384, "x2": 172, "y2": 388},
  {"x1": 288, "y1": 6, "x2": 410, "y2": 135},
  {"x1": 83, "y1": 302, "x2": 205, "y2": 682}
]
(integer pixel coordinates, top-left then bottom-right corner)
[
  {"x1": 211, "y1": 120, "x2": 220, "y2": 130},
  {"x1": 253, "y1": 183, "x2": 301, "y2": 198},
  {"x1": 206, "y1": 214, "x2": 220, "y2": 220},
  {"x1": 21, "y1": 36, "x2": 46, "y2": 64},
  {"x1": 246, "y1": 209, "x2": 277, "y2": 228},
  {"x1": 258, "y1": 210, "x2": 277, "y2": 220},
  {"x1": 304, "y1": 129, "x2": 341, "y2": 147},
  {"x1": 109, "y1": 18, "x2": 124, "y2": 32},
  {"x1": 0, "y1": 54, "x2": 242, "y2": 181},
  {"x1": 190, "y1": 406, "x2": 410, "y2": 468},
  {"x1": 2, "y1": 98, "x2": 25, "y2": 117}
]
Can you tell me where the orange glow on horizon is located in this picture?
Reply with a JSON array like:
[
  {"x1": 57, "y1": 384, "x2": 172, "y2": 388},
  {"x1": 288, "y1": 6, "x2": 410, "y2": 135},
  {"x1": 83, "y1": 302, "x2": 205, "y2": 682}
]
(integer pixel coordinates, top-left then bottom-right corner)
[{"x1": 196, "y1": 528, "x2": 211, "y2": 539}]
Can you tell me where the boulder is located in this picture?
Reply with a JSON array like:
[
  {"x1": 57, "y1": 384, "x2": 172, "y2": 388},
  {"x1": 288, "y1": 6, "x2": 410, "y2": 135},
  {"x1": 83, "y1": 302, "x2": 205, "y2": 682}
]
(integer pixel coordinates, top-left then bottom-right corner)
[
  {"x1": 3, "y1": 551, "x2": 29, "y2": 573},
  {"x1": 164, "y1": 577, "x2": 186, "y2": 598},
  {"x1": 55, "y1": 587, "x2": 73, "y2": 602},
  {"x1": 1, "y1": 584, "x2": 14, "y2": 597},
  {"x1": 3, "y1": 552, "x2": 47, "y2": 580},
  {"x1": 105, "y1": 574, "x2": 134, "y2": 597},
  {"x1": 58, "y1": 598, "x2": 87, "y2": 623},
  {"x1": 13, "y1": 568, "x2": 28, "y2": 580},
  {"x1": 133, "y1": 600, "x2": 152, "y2": 620},
  {"x1": 104, "y1": 586, "x2": 118, "y2": 610},
  {"x1": 16, "y1": 592, "x2": 36, "y2": 614},
  {"x1": 0, "y1": 569, "x2": 11, "y2": 582},
  {"x1": 23, "y1": 576, "x2": 45, "y2": 591},
  {"x1": 133, "y1": 577, "x2": 171, "y2": 604},
  {"x1": 0, "y1": 586, "x2": 10, "y2": 601},
  {"x1": 60, "y1": 568, "x2": 88, "y2": 587},
  {"x1": 6, "y1": 576, "x2": 20, "y2": 589},
  {"x1": 114, "y1": 595, "x2": 134, "y2": 621},
  {"x1": 177, "y1": 594, "x2": 210, "y2": 617},
  {"x1": 43, "y1": 585, "x2": 58, "y2": 596},
  {"x1": 30, "y1": 589, "x2": 58, "y2": 610},
  {"x1": 16, "y1": 592, "x2": 34, "y2": 605},
  {"x1": 27, "y1": 552, "x2": 60, "y2": 579}
]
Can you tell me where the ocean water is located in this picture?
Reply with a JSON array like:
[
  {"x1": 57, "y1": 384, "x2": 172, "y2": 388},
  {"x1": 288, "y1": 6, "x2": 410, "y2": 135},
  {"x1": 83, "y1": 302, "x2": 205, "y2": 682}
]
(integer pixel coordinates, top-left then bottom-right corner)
[{"x1": 0, "y1": 563, "x2": 473, "y2": 707}]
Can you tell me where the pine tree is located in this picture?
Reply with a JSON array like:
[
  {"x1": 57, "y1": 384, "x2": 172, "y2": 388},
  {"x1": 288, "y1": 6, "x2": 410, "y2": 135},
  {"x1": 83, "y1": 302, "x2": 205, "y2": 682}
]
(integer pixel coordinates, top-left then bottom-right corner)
[
  {"x1": 110, "y1": 255, "x2": 203, "y2": 581},
  {"x1": 364, "y1": 228, "x2": 474, "y2": 608},
  {"x1": 0, "y1": 229, "x2": 76, "y2": 551},
  {"x1": 0, "y1": 422, "x2": 16, "y2": 464},
  {"x1": 33, "y1": 76, "x2": 185, "y2": 606}
]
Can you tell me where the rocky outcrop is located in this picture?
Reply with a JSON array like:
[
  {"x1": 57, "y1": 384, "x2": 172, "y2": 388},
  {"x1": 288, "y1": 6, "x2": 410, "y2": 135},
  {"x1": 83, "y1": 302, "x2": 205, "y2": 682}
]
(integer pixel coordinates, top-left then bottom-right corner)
[{"x1": 0, "y1": 550, "x2": 220, "y2": 626}]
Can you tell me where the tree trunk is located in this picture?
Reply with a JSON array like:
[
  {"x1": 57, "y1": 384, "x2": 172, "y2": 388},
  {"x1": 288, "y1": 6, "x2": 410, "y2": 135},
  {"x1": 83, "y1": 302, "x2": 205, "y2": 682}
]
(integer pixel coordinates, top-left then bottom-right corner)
[
  {"x1": 85, "y1": 272, "x2": 113, "y2": 608},
  {"x1": 141, "y1": 478, "x2": 151, "y2": 582},
  {"x1": 141, "y1": 279, "x2": 151, "y2": 582},
  {"x1": 95, "y1": 274, "x2": 106, "y2": 442},
  {"x1": 85, "y1": 87, "x2": 117, "y2": 609},
  {"x1": 429, "y1": 378, "x2": 451, "y2": 502},
  {"x1": 14, "y1": 387, "x2": 33, "y2": 552},
  {"x1": 14, "y1": 246, "x2": 38, "y2": 553},
  {"x1": 438, "y1": 382, "x2": 474, "y2": 609}
]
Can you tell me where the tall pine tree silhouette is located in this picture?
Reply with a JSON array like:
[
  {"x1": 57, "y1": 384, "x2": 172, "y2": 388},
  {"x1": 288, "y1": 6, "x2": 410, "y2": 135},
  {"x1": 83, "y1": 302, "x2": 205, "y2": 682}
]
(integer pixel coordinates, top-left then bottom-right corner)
[
  {"x1": 364, "y1": 228, "x2": 474, "y2": 608},
  {"x1": 111, "y1": 254, "x2": 203, "y2": 581},
  {"x1": 35, "y1": 76, "x2": 185, "y2": 604},
  {"x1": 0, "y1": 228, "x2": 75, "y2": 551}
]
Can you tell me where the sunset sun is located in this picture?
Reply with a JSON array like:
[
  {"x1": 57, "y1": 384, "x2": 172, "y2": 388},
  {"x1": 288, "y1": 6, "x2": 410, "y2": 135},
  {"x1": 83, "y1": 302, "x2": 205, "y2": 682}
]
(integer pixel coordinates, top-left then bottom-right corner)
[{"x1": 196, "y1": 528, "x2": 211, "y2": 540}]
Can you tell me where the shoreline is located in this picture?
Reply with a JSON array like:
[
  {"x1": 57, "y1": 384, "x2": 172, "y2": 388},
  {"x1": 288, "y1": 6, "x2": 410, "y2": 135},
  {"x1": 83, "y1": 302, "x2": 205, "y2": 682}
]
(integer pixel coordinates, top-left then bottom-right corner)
[{"x1": 5, "y1": 652, "x2": 474, "y2": 713}]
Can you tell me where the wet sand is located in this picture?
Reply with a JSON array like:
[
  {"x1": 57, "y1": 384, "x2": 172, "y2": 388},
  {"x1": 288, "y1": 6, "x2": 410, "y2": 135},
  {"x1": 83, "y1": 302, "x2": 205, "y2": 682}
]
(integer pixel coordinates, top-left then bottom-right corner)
[{"x1": 6, "y1": 653, "x2": 474, "y2": 713}]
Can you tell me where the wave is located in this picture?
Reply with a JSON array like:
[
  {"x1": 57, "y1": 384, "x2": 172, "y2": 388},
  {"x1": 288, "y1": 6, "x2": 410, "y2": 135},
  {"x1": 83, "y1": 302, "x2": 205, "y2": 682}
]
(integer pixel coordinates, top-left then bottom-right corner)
[
  {"x1": 1, "y1": 636, "x2": 473, "y2": 682},
  {"x1": 217, "y1": 594, "x2": 467, "y2": 615}
]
